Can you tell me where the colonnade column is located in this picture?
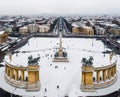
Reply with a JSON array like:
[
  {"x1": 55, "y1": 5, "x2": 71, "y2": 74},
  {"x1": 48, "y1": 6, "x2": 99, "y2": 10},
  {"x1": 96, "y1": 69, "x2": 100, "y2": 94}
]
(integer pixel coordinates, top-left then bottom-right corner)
[
  {"x1": 115, "y1": 65, "x2": 116, "y2": 74},
  {"x1": 114, "y1": 65, "x2": 116, "y2": 75},
  {"x1": 12, "y1": 69, "x2": 14, "y2": 79},
  {"x1": 113, "y1": 66, "x2": 115, "y2": 76},
  {"x1": 21, "y1": 70, "x2": 24, "y2": 82},
  {"x1": 107, "y1": 69, "x2": 109, "y2": 79},
  {"x1": 10, "y1": 68, "x2": 13, "y2": 79},
  {"x1": 108, "y1": 69, "x2": 111, "y2": 79},
  {"x1": 15, "y1": 69, "x2": 18, "y2": 80},
  {"x1": 103, "y1": 69, "x2": 106, "y2": 81},
  {"x1": 96, "y1": 70, "x2": 100, "y2": 82},
  {"x1": 111, "y1": 68, "x2": 113, "y2": 77}
]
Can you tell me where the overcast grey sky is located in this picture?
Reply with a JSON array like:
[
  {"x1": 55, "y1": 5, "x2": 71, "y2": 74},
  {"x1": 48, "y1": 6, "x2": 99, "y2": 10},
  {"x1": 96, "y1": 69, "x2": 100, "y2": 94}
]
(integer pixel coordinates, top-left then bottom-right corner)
[{"x1": 0, "y1": 0, "x2": 120, "y2": 15}]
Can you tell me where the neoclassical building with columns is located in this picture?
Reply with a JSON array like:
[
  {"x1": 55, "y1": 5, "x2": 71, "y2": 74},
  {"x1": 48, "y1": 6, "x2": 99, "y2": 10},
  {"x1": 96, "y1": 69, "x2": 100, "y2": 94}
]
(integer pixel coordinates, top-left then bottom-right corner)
[
  {"x1": 5, "y1": 56, "x2": 40, "y2": 91},
  {"x1": 81, "y1": 55, "x2": 117, "y2": 92}
]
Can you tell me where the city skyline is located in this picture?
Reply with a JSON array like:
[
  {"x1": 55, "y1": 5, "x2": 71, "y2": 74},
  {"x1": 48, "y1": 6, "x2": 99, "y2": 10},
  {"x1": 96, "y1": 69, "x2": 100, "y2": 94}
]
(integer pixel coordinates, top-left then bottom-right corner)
[{"x1": 0, "y1": 0, "x2": 120, "y2": 15}]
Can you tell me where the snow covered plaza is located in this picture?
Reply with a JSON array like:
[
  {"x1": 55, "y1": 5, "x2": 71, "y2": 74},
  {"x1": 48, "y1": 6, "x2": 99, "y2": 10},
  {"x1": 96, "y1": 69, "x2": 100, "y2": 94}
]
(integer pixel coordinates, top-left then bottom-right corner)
[{"x1": 0, "y1": 37, "x2": 120, "y2": 97}]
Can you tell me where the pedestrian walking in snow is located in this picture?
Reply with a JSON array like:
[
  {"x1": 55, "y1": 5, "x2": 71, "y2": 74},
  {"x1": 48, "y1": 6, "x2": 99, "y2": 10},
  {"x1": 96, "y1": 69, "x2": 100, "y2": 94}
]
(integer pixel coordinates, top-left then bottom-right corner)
[
  {"x1": 57, "y1": 85, "x2": 59, "y2": 89},
  {"x1": 45, "y1": 88, "x2": 47, "y2": 92}
]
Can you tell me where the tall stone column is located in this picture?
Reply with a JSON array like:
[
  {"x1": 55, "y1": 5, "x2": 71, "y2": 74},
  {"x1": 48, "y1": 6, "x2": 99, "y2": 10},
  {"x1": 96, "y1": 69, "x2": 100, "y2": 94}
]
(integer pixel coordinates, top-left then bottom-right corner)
[
  {"x1": 21, "y1": 70, "x2": 24, "y2": 82},
  {"x1": 113, "y1": 66, "x2": 116, "y2": 76},
  {"x1": 115, "y1": 65, "x2": 116, "y2": 74},
  {"x1": 15, "y1": 69, "x2": 18, "y2": 80},
  {"x1": 12, "y1": 69, "x2": 15, "y2": 79},
  {"x1": 58, "y1": 31, "x2": 63, "y2": 57},
  {"x1": 109, "y1": 68, "x2": 111, "y2": 79},
  {"x1": 97, "y1": 70, "x2": 100, "y2": 82},
  {"x1": 103, "y1": 70, "x2": 106, "y2": 81},
  {"x1": 10, "y1": 68, "x2": 12, "y2": 79},
  {"x1": 113, "y1": 65, "x2": 116, "y2": 75},
  {"x1": 107, "y1": 68, "x2": 110, "y2": 79},
  {"x1": 8, "y1": 67, "x2": 10, "y2": 76},
  {"x1": 111, "y1": 67, "x2": 113, "y2": 77}
]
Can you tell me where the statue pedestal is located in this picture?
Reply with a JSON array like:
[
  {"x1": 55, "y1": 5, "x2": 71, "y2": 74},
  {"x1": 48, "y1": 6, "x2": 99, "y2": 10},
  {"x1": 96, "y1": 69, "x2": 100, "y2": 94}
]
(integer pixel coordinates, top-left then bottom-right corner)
[
  {"x1": 27, "y1": 64, "x2": 40, "y2": 91},
  {"x1": 53, "y1": 51, "x2": 69, "y2": 62},
  {"x1": 53, "y1": 57, "x2": 69, "y2": 62},
  {"x1": 81, "y1": 66, "x2": 94, "y2": 92}
]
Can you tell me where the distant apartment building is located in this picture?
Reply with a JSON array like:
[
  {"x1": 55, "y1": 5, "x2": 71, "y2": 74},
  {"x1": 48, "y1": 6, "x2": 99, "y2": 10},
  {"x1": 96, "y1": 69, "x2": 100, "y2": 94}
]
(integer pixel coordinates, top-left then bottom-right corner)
[
  {"x1": 86, "y1": 20, "x2": 94, "y2": 26},
  {"x1": 112, "y1": 19, "x2": 120, "y2": 26},
  {"x1": 94, "y1": 26, "x2": 106, "y2": 35},
  {"x1": 0, "y1": 31, "x2": 8, "y2": 44},
  {"x1": 96, "y1": 21, "x2": 119, "y2": 29},
  {"x1": 39, "y1": 25, "x2": 50, "y2": 33},
  {"x1": 27, "y1": 24, "x2": 39, "y2": 33},
  {"x1": 19, "y1": 26, "x2": 28, "y2": 34},
  {"x1": 5, "y1": 27, "x2": 13, "y2": 33},
  {"x1": 72, "y1": 26, "x2": 94, "y2": 35},
  {"x1": 109, "y1": 28, "x2": 120, "y2": 35},
  {"x1": 19, "y1": 24, "x2": 50, "y2": 34},
  {"x1": 72, "y1": 27, "x2": 80, "y2": 33}
]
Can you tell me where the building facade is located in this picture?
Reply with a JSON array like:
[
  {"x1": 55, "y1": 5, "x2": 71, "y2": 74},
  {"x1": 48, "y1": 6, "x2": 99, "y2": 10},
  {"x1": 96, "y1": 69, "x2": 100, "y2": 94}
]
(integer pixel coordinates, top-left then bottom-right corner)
[
  {"x1": 72, "y1": 26, "x2": 94, "y2": 35},
  {"x1": 109, "y1": 28, "x2": 120, "y2": 35},
  {"x1": 19, "y1": 26, "x2": 28, "y2": 34},
  {"x1": 0, "y1": 31, "x2": 8, "y2": 44},
  {"x1": 39, "y1": 25, "x2": 50, "y2": 33},
  {"x1": 95, "y1": 26, "x2": 106, "y2": 35},
  {"x1": 27, "y1": 24, "x2": 39, "y2": 33}
]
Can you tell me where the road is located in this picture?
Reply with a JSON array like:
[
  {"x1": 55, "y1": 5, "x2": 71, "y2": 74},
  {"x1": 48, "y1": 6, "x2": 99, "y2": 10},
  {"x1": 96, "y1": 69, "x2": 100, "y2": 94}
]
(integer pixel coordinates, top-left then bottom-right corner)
[
  {"x1": 101, "y1": 37, "x2": 120, "y2": 55},
  {"x1": 54, "y1": 16, "x2": 70, "y2": 37}
]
